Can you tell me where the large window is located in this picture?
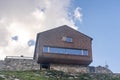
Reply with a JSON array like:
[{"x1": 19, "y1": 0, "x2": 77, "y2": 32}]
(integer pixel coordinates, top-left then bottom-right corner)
[
  {"x1": 43, "y1": 46, "x2": 88, "y2": 56},
  {"x1": 62, "y1": 37, "x2": 73, "y2": 42}
]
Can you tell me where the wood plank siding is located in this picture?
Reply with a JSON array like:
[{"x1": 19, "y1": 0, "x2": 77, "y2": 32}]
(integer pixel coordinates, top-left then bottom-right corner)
[{"x1": 34, "y1": 25, "x2": 93, "y2": 66}]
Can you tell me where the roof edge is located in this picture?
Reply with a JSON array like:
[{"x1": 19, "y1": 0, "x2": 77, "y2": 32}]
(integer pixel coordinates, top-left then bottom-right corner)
[{"x1": 37, "y1": 25, "x2": 93, "y2": 40}]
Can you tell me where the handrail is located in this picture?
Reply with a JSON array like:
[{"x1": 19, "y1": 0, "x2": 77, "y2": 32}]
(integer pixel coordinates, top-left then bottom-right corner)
[{"x1": 5, "y1": 56, "x2": 33, "y2": 59}]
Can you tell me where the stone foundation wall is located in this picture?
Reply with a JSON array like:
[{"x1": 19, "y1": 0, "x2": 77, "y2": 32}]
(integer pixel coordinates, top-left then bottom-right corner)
[
  {"x1": 0, "y1": 56, "x2": 112, "y2": 73},
  {"x1": 50, "y1": 64, "x2": 112, "y2": 73},
  {"x1": 51, "y1": 64, "x2": 89, "y2": 73},
  {"x1": 0, "y1": 60, "x2": 5, "y2": 70},
  {"x1": 0, "y1": 57, "x2": 40, "y2": 71}
]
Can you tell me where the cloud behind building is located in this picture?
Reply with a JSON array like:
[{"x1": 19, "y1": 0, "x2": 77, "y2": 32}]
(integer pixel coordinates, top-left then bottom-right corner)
[{"x1": 0, "y1": 0, "x2": 82, "y2": 60}]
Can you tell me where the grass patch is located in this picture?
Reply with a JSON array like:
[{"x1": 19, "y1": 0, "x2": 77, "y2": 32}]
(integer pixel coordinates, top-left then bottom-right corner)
[
  {"x1": 0, "y1": 70, "x2": 46, "y2": 80},
  {"x1": 0, "y1": 70, "x2": 120, "y2": 80}
]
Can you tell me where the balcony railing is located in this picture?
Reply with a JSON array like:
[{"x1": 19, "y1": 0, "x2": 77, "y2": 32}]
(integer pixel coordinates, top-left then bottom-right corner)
[{"x1": 5, "y1": 56, "x2": 33, "y2": 60}]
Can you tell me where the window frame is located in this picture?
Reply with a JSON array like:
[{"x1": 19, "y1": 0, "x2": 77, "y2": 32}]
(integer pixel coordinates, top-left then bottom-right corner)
[{"x1": 43, "y1": 46, "x2": 88, "y2": 56}]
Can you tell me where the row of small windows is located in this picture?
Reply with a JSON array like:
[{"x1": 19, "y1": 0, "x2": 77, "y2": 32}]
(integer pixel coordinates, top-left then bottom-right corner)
[{"x1": 43, "y1": 46, "x2": 88, "y2": 56}]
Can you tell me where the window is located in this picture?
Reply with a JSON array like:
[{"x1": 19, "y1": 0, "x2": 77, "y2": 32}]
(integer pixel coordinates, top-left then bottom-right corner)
[
  {"x1": 50, "y1": 47, "x2": 65, "y2": 54},
  {"x1": 43, "y1": 47, "x2": 49, "y2": 52},
  {"x1": 43, "y1": 46, "x2": 88, "y2": 56},
  {"x1": 82, "y1": 50, "x2": 88, "y2": 56},
  {"x1": 62, "y1": 37, "x2": 73, "y2": 42},
  {"x1": 65, "y1": 49, "x2": 82, "y2": 55},
  {"x1": 66, "y1": 37, "x2": 72, "y2": 42}
]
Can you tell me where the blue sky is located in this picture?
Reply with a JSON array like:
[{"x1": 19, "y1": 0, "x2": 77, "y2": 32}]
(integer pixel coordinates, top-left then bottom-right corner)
[
  {"x1": 72, "y1": 0, "x2": 120, "y2": 73},
  {"x1": 0, "y1": 0, "x2": 120, "y2": 73}
]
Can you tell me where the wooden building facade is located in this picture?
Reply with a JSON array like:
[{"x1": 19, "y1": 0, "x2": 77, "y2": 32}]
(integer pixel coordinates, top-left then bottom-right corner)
[{"x1": 34, "y1": 25, "x2": 93, "y2": 69}]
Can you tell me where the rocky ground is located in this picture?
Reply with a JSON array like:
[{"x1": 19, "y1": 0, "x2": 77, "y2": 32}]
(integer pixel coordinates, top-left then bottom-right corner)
[{"x1": 0, "y1": 70, "x2": 120, "y2": 80}]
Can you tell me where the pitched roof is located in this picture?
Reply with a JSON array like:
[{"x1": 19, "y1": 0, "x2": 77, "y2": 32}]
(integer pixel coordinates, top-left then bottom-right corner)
[{"x1": 38, "y1": 25, "x2": 93, "y2": 40}]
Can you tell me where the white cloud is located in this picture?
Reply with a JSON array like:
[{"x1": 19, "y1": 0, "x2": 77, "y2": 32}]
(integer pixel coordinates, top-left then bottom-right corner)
[
  {"x1": 0, "y1": 18, "x2": 6, "y2": 23},
  {"x1": 74, "y1": 7, "x2": 82, "y2": 22},
  {"x1": 32, "y1": 8, "x2": 46, "y2": 21},
  {"x1": 0, "y1": 18, "x2": 10, "y2": 47},
  {"x1": 0, "y1": 0, "x2": 82, "y2": 60}
]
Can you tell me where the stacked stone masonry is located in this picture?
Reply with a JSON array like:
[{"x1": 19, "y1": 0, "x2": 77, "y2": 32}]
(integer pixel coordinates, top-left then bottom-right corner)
[
  {"x1": 0, "y1": 57, "x2": 112, "y2": 74},
  {"x1": 0, "y1": 57, "x2": 40, "y2": 71},
  {"x1": 50, "y1": 64, "x2": 112, "y2": 73}
]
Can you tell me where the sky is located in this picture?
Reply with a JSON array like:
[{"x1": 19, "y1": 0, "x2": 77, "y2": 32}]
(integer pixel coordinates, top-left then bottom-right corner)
[{"x1": 0, "y1": 0, "x2": 120, "y2": 73}]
